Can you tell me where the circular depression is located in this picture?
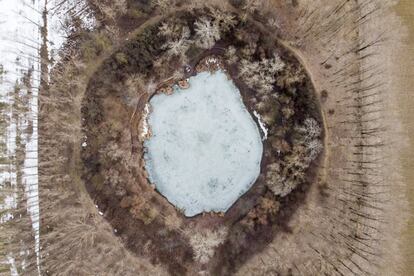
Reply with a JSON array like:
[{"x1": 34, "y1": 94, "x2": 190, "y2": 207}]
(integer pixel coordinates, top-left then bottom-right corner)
[{"x1": 80, "y1": 10, "x2": 324, "y2": 275}]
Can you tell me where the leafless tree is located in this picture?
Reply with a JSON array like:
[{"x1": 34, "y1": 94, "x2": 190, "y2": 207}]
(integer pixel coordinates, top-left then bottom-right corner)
[
  {"x1": 152, "y1": 0, "x2": 176, "y2": 13},
  {"x1": 162, "y1": 26, "x2": 191, "y2": 58},
  {"x1": 187, "y1": 227, "x2": 228, "y2": 264},
  {"x1": 209, "y1": 8, "x2": 237, "y2": 32},
  {"x1": 239, "y1": 54, "x2": 285, "y2": 94},
  {"x1": 225, "y1": 45, "x2": 238, "y2": 64},
  {"x1": 194, "y1": 17, "x2": 221, "y2": 49},
  {"x1": 298, "y1": 117, "x2": 322, "y2": 141}
]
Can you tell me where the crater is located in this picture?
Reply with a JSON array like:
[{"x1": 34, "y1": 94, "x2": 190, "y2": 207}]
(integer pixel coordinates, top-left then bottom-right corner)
[
  {"x1": 144, "y1": 70, "x2": 263, "y2": 216},
  {"x1": 80, "y1": 11, "x2": 324, "y2": 275}
]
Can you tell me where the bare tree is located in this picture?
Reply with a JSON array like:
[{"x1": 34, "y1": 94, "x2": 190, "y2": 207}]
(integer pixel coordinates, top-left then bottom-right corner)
[
  {"x1": 239, "y1": 54, "x2": 285, "y2": 94},
  {"x1": 162, "y1": 26, "x2": 191, "y2": 58},
  {"x1": 152, "y1": 0, "x2": 176, "y2": 13},
  {"x1": 225, "y1": 45, "x2": 238, "y2": 64},
  {"x1": 187, "y1": 227, "x2": 227, "y2": 264},
  {"x1": 306, "y1": 139, "x2": 323, "y2": 161},
  {"x1": 209, "y1": 8, "x2": 237, "y2": 32},
  {"x1": 243, "y1": 0, "x2": 260, "y2": 14},
  {"x1": 298, "y1": 117, "x2": 322, "y2": 141},
  {"x1": 194, "y1": 17, "x2": 221, "y2": 49}
]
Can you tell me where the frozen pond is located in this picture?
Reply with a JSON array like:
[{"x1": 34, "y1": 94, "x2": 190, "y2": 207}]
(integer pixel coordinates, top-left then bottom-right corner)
[{"x1": 144, "y1": 70, "x2": 263, "y2": 217}]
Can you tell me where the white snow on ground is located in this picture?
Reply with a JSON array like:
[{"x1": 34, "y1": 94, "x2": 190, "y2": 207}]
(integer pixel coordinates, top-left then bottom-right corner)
[
  {"x1": 47, "y1": 0, "x2": 96, "y2": 64},
  {"x1": 144, "y1": 71, "x2": 263, "y2": 217},
  {"x1": 253, "y1": 110, "x2": 268, "y2": 141},
  {"x1": 1, "y1": 0, "x2": 92, "y2": 274},
  {"x1": 0, "y1": 1, "x2": 43, "y2": 273},
  {"x1": 141, "y1": 103, "x2": 150, "y2": 138}
]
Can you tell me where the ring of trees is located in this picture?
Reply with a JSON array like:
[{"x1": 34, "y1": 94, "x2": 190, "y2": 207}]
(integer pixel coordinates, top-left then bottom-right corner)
[{"x1": 81, "y1": 9, "x2": 324, "y2": 275}]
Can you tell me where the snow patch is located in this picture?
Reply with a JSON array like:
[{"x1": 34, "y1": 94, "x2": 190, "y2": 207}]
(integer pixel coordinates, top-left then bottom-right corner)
[
  {"x1": 141, "y1": 103, "x2": 150, "y2": 138},
  {"x1": 253, "y1": 111, "x2": 268, "y2": 141}
]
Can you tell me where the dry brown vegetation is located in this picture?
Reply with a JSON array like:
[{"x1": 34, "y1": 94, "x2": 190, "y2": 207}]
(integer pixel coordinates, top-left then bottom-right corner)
[
  {"x1": 78, "y1": 7, "x2": 326, "y2": 273},
  {"x1": 0, "y1": 0, "x2": 408, "y2": 275}
]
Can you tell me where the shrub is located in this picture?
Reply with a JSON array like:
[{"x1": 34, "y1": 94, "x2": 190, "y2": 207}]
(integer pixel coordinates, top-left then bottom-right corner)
[
  {"x1": 80, "y1": 33, "x2": 112, "y2": 61},
  {"x1": 126, "y1": 8, "x2": 143, "y2": 19},
  {"x1": 131, "y1": 206, "x2": 159, "y2": 225},
  {"x1": 242, "y1": 195, "x2": 280, "y2": 229},
  {"x1": 115, "y1": 52, "x2": 129, "y2": 65}
]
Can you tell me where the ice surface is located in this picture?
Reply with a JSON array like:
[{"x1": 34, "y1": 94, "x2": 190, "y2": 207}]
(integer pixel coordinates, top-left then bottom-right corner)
[{"x1": 144, "y1": 70, "x2": 263, "y2": 217}]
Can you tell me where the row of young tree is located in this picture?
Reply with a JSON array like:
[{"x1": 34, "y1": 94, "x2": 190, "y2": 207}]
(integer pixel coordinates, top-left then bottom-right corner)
[
  {"x1": 0, "y1": 65, "x2": 38, "y2": 274},
  {"x1": 0, "y1": 0, "x2": 51, "y2": 273}
]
